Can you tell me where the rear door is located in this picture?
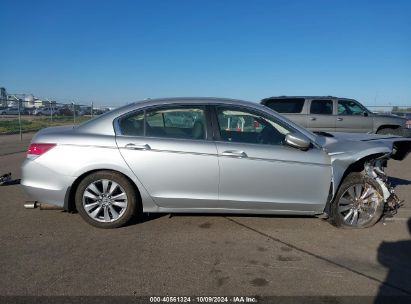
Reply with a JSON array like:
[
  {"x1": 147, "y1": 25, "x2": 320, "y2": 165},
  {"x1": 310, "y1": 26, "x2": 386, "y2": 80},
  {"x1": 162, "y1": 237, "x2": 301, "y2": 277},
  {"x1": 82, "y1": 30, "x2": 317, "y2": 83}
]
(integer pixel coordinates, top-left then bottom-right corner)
[
  {"x1": 307, "y1": 99, "x2": 336, "y2": 132},
  {"x1": 115, "y1": 104, "x2": 220, "y2": 209}
]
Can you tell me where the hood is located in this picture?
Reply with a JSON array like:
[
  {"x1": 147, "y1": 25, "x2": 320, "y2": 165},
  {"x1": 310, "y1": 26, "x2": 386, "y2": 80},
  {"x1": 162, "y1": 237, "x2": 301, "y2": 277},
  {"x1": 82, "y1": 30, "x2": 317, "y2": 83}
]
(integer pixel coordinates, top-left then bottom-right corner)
[
  {"x1": 315, "y1": 132, "x2": 411, "y2": 161},
  {"x1": 326, "y1": 132, "x2": 400, "y2": 142},
  {"x1": 374, "y1": 114, "x2": 405, "y2": 120}
]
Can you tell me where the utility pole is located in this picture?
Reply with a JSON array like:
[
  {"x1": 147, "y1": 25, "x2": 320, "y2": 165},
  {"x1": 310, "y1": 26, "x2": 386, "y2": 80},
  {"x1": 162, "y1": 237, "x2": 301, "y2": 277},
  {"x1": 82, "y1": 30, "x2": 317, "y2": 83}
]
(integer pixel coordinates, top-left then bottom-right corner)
[
  {"x1": 46, "y1": 98, "x2": 53, "y2": 122},
  {"x1": 12, "y1": 95, "x2": 23, "y2": 141},
  {"x1": 72, "y1": 102, "x2": 76, "y2": 124}
]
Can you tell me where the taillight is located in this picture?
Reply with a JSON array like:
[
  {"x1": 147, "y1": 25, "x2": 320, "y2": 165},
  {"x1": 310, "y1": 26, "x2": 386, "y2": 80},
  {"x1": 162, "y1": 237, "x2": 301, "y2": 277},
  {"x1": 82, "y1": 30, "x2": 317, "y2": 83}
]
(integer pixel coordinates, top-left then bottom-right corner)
[{"x1": 27, "y1": 143, "x2": 56, "y2": 155}]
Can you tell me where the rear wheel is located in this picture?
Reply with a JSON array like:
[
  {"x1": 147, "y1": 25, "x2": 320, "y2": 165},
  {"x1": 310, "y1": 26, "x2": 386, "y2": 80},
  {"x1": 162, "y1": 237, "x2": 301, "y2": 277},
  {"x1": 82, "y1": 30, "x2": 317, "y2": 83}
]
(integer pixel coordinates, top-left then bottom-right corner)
[
  {"x1": 330, "y1": 173, "x2": 385, "y2": 228},
  {"x1": 75, "y1": 171, "x2": 138, "y2": 228}
]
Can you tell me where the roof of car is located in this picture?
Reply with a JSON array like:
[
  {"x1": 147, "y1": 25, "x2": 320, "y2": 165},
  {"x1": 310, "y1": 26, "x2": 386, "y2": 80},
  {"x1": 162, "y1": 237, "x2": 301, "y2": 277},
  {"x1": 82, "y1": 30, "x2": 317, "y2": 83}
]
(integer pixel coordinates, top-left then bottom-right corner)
[
  {"x1": 261, "y1": 96, "x2": 356, "y2": 102},
  {"x1": 132, "y1": 97, "x2": 255, "y2": 106},
  {"x1": 124, "y1": 97, "x2": 272, "y2": 112},
  {"x1": 77, "y1": 97, "x2": 266, "y2": 134}
]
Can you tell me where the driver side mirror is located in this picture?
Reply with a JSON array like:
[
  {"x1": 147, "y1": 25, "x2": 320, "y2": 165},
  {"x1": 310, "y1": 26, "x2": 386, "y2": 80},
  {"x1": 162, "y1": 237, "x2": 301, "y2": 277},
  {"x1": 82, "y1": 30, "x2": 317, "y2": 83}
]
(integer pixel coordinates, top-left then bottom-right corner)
[
  {"x1": 363, "y1": 112, "x2": 369, "y2": 117},
  {"x1": 285, "y1": 133, "x2": 311, "y2": 151}
]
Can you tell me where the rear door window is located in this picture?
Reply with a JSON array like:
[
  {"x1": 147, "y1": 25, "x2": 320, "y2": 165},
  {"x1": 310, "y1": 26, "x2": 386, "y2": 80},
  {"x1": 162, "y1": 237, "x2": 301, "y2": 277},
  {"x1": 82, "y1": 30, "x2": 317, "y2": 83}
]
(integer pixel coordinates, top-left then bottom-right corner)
[
  {"x1": 310, "y1": 100, "x2": 333, "y2": 115},
  {"x1": 264, "y1": 98, "x2": 305, "y2": 113},
  {"x1": 118, "y1": 106, "x2": 207, "y2": 140},
  {"x1": 119, "y1": 111, "x2": 145, "y2": 136},
  {"x1": 146, "y1": 106, "x2": 206, "y2": 140}
]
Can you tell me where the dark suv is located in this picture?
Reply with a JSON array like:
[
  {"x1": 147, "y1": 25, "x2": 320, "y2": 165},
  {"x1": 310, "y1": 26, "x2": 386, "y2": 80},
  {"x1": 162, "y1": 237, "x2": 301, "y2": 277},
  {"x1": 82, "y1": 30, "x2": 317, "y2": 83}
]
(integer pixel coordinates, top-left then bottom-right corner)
[{"x1": 261, "y1": 96, "x2": 411, "y2": 136}]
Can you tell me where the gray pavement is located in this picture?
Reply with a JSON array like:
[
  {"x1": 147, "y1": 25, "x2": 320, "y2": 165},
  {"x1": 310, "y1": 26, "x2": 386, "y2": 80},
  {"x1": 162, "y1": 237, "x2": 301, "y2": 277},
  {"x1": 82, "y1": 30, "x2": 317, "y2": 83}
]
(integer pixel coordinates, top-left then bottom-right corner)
[{"x1": 0, "y1": 135, "x2": 410, "y2": 298}]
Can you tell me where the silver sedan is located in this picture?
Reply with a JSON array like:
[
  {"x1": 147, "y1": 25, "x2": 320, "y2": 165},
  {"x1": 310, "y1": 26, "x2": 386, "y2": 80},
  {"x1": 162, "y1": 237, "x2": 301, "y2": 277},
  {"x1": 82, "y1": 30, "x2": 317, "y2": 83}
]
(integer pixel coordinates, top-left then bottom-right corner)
[{"x1": 21, "y1": 98, "x2": 411, "y2": 228}]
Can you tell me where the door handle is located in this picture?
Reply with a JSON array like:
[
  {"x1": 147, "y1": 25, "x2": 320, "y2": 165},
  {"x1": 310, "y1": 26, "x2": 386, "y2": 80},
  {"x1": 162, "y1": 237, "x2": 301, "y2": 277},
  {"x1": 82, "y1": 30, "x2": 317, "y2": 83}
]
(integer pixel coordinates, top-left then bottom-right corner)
[
  {"x1": 309, "y1": 117, "x2": 316, "y2": 121},
  {"x1": 337, "y1": 117, "x2": 343, "y2": 121},
  {"x1": 124, "y1": 143, "x2": 151, "y2": 150},
  {"x1": 221, "y1": 150, "x2": 248, "y2": 158}
]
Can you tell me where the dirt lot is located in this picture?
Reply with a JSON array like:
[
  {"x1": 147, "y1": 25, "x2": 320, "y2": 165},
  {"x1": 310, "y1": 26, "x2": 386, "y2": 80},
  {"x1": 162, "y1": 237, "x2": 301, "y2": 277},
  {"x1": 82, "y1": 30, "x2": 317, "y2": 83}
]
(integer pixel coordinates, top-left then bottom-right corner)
[{"x1": 0, "y1": 133, "x2": 410, "y2": 300}]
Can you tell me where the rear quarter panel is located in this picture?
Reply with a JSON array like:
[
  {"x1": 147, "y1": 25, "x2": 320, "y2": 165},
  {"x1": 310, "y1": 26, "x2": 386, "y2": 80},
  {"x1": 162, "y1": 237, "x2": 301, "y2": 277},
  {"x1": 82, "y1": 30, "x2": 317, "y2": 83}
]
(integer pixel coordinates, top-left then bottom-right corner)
[{"x1": 28, "y1": 130, "x2": 159, "y2": 212}]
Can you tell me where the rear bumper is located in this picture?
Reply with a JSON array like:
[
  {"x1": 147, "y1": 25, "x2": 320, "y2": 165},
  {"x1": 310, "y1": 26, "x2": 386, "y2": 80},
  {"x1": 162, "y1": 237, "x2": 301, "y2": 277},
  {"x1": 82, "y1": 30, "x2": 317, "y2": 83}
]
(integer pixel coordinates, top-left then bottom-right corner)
[
  {"x1": 22, "y1": 185, "x2": 66, "y2": 207},
  {"x1": 21, "y1": 158, "x2": 75, "y2": 207}
]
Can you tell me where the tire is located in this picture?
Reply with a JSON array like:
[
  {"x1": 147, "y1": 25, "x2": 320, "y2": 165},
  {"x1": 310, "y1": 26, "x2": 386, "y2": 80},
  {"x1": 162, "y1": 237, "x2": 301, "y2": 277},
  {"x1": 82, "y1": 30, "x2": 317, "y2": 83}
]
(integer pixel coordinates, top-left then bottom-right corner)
[
  {"x1": 330, "y1": 173, "x2": 385, "y2": 229},
  {"x1": 377, "y1": 128, "x2": 402, "y2": 136},
  {"x1": 75, "y1": 170, "x2": 138, "y2": 228}
]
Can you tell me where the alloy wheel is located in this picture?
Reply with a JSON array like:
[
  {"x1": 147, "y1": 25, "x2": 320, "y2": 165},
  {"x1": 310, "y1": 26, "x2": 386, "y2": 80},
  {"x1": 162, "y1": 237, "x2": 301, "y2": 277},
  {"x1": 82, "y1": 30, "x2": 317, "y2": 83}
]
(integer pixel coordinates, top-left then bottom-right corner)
[
  {"x1": 82, "y1": 179, "x2": 128, "y2": 223},
  {"x1": 337, "y1": 182, "x2": 383, "y2": 227}
]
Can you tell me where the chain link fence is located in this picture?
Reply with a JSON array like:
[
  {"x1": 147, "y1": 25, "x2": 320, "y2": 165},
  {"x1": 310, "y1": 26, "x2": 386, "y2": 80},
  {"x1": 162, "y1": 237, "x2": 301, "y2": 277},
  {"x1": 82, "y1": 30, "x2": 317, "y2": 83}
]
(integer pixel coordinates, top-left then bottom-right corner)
[
  {"x1": 0, "y1": 100, "x2": 115, "y2": 139},
  {"x1": 1, "y1": 100, "x2": 410, "y2": 139}
]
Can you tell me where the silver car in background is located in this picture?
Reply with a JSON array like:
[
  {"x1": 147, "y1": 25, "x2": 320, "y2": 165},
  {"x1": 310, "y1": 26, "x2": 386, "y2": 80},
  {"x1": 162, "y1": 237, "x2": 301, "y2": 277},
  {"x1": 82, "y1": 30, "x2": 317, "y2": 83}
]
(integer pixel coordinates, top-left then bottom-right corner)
[{"x1": 21, "y1": 98, "x2": 411, "y2": 228}]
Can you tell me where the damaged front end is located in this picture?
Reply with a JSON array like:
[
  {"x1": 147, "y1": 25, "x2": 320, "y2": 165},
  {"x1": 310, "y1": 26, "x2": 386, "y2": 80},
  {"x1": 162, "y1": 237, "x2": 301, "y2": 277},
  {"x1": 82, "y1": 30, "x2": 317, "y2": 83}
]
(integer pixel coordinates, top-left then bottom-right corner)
[
  {"x1": 364, "y1": 156, "x2": 403, "y2": 217},
  {"x1": 321, "y1": 134, "x2": 411, "y2": 225}
]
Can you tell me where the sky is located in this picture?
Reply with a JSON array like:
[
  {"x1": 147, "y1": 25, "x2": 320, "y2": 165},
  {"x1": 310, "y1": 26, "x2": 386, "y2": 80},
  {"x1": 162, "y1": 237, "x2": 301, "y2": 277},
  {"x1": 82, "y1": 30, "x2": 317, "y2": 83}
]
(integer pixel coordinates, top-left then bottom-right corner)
[{"x1": 1, "y1": 0, "x2": 410, "y2": 107}]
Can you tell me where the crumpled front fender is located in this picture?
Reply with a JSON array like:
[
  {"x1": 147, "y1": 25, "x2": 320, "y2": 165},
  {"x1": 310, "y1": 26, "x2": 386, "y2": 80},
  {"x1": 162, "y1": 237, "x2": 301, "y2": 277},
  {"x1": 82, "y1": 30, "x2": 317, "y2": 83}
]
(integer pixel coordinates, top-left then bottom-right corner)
[
  {"x1": 329, "y1": 145, "x2": 391, "y2": 197},
  {"x1": 326, "y1": 137, "x2": 411, "y2": 198}
]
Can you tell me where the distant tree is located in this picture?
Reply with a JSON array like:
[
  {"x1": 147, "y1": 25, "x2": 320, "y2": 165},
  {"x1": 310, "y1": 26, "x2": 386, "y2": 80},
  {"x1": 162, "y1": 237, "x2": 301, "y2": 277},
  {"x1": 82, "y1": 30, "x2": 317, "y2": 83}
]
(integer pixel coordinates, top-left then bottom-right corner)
[{"x1": 392, "y1": 106, "x2": 399, "y2": 112}]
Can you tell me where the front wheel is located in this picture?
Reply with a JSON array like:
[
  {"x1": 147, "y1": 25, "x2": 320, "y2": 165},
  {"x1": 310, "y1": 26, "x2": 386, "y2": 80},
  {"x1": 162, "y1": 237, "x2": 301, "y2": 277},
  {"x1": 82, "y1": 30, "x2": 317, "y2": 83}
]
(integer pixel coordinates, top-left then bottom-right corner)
[
  {"x1": 330, "y1": 173, "x2": 385, "y2": 228},
  {"x1": 377, "y1": 128, "x2": 402, "y2": 136},
  {"x1": 75, "y1": 171, "x2": 138, "y2": 228}
]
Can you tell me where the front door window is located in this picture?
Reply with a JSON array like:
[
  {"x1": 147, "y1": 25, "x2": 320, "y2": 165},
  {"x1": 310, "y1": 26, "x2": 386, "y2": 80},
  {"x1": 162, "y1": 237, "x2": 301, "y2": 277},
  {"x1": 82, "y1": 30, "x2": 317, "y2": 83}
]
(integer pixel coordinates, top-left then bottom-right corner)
[
  {"x1": 338, "y1": 100, "x2": 365, "y2": 115},
  {"x1": 216, "y1": 106, "x2": 291, "y2": 145}
]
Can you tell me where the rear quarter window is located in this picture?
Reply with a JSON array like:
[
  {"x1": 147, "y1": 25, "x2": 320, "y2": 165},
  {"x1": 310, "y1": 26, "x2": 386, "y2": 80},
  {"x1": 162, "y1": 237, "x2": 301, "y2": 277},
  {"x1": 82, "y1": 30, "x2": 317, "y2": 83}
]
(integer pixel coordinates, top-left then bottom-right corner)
[{"x1": 264, "y1": 98, "x2": 305, "y2": 113}]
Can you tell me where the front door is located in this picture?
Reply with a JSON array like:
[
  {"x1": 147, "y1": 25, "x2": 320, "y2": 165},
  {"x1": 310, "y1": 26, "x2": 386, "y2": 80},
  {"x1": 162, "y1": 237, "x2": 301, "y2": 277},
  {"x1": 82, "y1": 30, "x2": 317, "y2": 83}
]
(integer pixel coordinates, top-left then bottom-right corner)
[
  {"x1": 335, "y1": 100, "x2": 374, "y2": 133},
  {"x1": 213, "y1": 105, "x2": 332, "y2": 213}
]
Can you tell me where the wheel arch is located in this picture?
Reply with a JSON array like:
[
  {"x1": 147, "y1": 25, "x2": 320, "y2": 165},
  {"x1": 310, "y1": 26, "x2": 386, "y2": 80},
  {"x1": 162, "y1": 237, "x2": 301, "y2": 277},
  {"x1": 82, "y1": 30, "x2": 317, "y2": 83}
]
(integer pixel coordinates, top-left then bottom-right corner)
[
  {"x1": 64, "y1": 169, "x2": 142, "y2": 212},
  {"x1": 329, "y1": 172, "x2": 385, "y2": 228},
  {"x1": 324, "y1": 153, "x2": 386, "y2": 214},
  {"x1": 376, "y1": 124, "x2": 402, "y2": 133}
]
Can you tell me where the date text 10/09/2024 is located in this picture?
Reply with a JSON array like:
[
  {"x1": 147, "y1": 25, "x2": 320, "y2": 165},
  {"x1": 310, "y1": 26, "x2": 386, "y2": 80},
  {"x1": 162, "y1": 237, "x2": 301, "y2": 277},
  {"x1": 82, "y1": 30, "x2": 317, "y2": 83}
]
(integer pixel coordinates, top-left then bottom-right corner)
[{"x1": 149, "y1": 296, "x2": 258, "y2": 303}]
